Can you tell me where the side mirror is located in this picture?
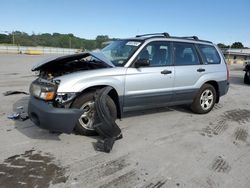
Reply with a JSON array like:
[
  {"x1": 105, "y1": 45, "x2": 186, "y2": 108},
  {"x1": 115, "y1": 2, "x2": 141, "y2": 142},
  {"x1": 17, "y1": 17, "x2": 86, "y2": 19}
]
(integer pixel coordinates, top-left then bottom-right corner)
[{"x1": 134, "y1": 59, "x2": 150, "y2": 68}]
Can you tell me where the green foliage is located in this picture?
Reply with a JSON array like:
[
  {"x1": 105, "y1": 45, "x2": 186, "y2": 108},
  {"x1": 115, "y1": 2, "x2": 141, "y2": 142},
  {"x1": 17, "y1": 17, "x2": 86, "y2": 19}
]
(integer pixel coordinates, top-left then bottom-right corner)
[
  {"x1": 0, "y1": 34, "x2": 11, "y2": 43},
  {"x1": 217, "y1": 42, "x2": 247, "y2": 49},
  {"x1": 231, "y1": 42, "x2": 244, "y2": 49},
  {"x1": 0, "y1": 31, "x2": 110, "y2": 50},
  {"x1": 217, "y1": 43, "x2": 229, "y2": 49}
]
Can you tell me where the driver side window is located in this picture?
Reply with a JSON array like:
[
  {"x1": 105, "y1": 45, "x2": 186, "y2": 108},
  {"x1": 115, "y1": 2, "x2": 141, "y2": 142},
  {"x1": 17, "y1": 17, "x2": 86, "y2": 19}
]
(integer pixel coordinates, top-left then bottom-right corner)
[{"x1": 136, "y1": 41, "x2": 172, "y2": 67}]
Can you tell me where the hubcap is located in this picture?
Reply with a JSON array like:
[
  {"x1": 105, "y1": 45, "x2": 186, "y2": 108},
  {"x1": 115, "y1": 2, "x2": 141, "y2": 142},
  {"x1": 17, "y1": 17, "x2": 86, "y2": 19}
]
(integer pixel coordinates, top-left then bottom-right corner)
[
  {"x1": 78, "y1": 101, "x2": 95, "y2": 130},
  {"x1": 200, "y1": 89, "x2": 214, "y2": 111}
]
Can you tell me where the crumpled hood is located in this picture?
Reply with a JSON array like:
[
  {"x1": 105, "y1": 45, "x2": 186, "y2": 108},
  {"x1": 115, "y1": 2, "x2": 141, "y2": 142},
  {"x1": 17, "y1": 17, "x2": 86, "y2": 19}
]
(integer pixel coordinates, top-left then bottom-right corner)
[{"x1": 32, "y1": 51, "x2": 115, "y2": 71}]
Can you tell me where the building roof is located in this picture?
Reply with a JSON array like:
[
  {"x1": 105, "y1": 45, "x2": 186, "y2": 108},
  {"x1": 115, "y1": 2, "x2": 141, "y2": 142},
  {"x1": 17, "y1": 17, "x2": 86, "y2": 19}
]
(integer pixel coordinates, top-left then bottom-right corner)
[{"x1": 222, "y1": 48, "x2": 250, "y2": 56}]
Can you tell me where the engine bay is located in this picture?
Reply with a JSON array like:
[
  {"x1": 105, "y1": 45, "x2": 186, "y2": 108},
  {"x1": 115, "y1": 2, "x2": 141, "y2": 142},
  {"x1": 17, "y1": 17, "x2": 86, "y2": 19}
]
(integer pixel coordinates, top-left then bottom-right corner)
[{"x1": 38, "y1": 59, "x2": 108, "y2": 80}]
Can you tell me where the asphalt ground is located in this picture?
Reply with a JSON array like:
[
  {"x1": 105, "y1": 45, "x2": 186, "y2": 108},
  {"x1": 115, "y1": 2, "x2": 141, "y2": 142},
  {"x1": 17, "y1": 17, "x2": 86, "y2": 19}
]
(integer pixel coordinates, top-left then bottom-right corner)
[{"x1": 0, "y1": 54, "x2": 250, "y2": 188}]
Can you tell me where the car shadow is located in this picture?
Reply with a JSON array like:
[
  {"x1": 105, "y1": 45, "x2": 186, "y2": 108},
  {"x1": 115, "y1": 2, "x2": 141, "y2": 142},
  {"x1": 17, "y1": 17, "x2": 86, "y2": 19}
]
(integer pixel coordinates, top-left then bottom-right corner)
[
  {"x1": 12, "y1": 97, "x2": 193, "y2": 142},
  {"x1": 229, "y1": 75, "x2": 246, "y2": 86},
  {"x1": 12, "y1": 96, "x2": 61, "y2": 140}
]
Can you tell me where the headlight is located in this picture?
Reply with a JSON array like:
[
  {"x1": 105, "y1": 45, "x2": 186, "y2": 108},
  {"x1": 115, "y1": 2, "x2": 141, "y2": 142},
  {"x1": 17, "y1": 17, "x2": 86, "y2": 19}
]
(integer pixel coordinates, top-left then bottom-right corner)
[{"x1": 30, "y1": 82, "x2": 56, "y2": 101}]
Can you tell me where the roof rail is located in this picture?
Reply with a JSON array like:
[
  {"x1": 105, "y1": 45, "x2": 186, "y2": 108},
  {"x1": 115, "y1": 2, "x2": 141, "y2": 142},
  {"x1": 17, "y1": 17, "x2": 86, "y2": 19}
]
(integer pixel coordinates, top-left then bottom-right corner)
[
  {"x1": 135, "y1": 33, "x2": 212, "y2": 43},
  {"x1": 136, "y1": 32, "x2": 170, "y2": 38},
  {"x1": 180, "y1": 36, "x2": 199, "y2": 40}
]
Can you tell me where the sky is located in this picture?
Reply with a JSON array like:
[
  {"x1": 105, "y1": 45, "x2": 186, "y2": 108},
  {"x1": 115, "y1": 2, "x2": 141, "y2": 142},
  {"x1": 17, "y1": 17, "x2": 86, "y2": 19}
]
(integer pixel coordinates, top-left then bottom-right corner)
[{"x1": 0, "y1": 0, "x2": 250, "y2": 46}]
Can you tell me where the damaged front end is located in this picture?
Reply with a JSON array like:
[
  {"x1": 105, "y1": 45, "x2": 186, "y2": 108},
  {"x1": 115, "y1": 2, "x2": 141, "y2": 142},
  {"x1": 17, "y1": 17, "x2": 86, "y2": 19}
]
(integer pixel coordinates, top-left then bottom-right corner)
[
  {"x1": 32, "y1": 51, "x2": 114, "y2": 80},
  {"x1": 28, "y1": 52, "x2": 115, "y2": 133},
  {"x1": 28, "y1": 78, "x2": 84, "y2": 133}
]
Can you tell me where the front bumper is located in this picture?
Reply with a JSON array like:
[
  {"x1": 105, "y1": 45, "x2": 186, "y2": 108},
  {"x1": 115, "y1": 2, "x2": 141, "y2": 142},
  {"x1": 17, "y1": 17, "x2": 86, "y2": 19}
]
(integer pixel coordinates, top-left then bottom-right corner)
[{"x1": 28, "y1": 97, "x2": 83, "y2": 134}]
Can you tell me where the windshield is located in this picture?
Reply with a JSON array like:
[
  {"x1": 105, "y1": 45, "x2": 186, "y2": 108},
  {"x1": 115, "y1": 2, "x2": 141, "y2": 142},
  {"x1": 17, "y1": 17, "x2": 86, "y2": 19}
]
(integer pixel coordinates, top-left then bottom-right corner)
[{"x1": 101, "y1": 40, "x2": 142, "y2": 66}]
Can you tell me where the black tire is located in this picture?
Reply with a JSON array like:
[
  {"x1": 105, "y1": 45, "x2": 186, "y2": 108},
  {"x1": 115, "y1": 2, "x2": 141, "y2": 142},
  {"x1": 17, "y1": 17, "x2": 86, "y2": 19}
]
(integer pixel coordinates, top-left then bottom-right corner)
[
  {"x1": 191, "y1": 84, "x2": 216, "y2": 114},
  {"x1": 244, "y1": 72, "x2": 250, "y2": 84},
  {"x1": 72, "y1": 91, "x2": 117, "y2": 136}
]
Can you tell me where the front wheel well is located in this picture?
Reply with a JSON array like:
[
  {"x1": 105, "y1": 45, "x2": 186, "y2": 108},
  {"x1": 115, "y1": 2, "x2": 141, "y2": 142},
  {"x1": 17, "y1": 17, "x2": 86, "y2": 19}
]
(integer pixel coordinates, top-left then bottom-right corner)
[
  {"x1": 204, "y1": 81, "x2": 220, "y2": 103},
  {"x1": 75, "y1": 85, "x2": 121, "y2": 119}
]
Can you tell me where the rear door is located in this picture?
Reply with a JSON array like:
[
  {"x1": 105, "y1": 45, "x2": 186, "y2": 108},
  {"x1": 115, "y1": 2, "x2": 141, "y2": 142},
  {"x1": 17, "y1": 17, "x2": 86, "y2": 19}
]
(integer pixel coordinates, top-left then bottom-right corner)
[
  {"x1": 173, "y1": 42, "x2": 205, "y2": 103},
  {"x1": 197, "y1": 44, "x2": 225, "y2": 74},
  {"x1": 124, "y1": 41, "x2": 174, "y2": 111}
]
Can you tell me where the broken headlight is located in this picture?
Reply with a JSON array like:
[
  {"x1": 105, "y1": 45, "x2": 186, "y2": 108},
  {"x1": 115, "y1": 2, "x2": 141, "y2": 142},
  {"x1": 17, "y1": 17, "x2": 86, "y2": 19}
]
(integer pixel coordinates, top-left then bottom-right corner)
[
  {"x1": 30, "y1": 81, "x2": 57, "y2": 101},
  {"x1": 55, "y1": 93, "x2": 77, "y2": 104}
]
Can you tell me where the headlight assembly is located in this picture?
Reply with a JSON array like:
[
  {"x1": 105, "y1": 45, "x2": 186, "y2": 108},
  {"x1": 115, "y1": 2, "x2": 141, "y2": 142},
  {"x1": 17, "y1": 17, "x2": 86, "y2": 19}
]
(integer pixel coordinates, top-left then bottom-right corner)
[{"x1": 30, "y1": 81, "x2": 56, "y2": 101}]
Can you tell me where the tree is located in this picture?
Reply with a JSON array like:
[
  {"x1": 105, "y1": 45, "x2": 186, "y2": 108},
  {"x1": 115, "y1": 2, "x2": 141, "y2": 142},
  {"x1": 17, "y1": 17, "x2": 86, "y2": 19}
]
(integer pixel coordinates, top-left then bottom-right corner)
[
  {"x1": 0, "y1": 34, "x2": 11, "y2": 43},
  {"x1": 217, "y1": 43, "x2": 229, "y2": 49},
  {"x1": 0, "y1": 31, "x2": 110, "y2": 50},
  {"x1": 231, "y1": 42, "x2": 244, "y2": 49},
  {"x1": 95, "y1": 35, "x2": 109, "y2": 48}
]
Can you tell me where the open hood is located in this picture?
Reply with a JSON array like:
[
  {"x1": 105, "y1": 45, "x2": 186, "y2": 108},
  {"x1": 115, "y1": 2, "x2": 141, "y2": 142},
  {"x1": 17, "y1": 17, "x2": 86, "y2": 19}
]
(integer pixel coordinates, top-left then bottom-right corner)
[{"x1": 32, "y1": 51, "x2": 115, "y2": 71}]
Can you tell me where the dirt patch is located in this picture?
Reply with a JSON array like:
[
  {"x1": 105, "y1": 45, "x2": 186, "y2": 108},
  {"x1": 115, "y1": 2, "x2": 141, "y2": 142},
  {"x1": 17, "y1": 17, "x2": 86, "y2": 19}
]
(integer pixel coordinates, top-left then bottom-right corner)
[
  {"x1": 210, "y1": 156, "x2": 231, "y2": 173},
  {"x1": 213, "y1": 104, "x2": 223, "y2": 111},
  {"x1": 99, "y1": 170, "x2": 137, "y2": 188},
  {"x1": 0, "y1": 150, "x2": 68, "y2": 188},
  {"x1": 144, "y1": 179, "x2": 167, "y2": 188},
  {"x1": 81, "y1": 156, "x2": 130, "y2": 183},
  {"x1": 234, "y1": 127, "x2": 248, "y2": 142},
  {"x1": 4, "y1": 73, "x2": 19, "y2": 75},
  {"x1": 200, "y1": 119, "x2": 228, "y2": 137},
  {"x1": 200, "y1": 109, "x2": 250, "y2": 137},
  {"x1": 224, "y1": 109, "x2": 250, "y2": 124}
]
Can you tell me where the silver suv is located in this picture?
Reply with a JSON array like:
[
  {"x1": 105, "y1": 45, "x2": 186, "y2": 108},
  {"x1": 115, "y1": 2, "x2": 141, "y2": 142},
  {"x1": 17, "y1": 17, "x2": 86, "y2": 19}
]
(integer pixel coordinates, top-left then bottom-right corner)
[{"x1": 28, "y1": 33, "x2": 229, "y2": 136}]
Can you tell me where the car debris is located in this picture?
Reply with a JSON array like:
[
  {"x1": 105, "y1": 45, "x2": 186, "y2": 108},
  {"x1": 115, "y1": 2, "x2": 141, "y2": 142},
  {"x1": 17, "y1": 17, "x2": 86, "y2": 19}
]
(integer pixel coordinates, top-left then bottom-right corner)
[
  {"x1": 16, "y1": 106, "x2": 24, "y2": 110},
  {"x1": 7, "y1": 113, "x2": 20, "y2": 120},
  {"x1": 3, "y1": 90, "x2": 29, "y2": 96},
  {"x1": 93, "y1": 86, "x2": 122, "y2": 153},
  {"x1": 19, "y1": 112, "x2": 29, "y2": 121},
  {"x1": 95, "y1": 138, "x2": 116, "y2": 153},
  {"x1": 7, "y1": 106, "x2": 29, "y2": 121},
  {"x1": 7, "y1": 112, "x2": 29, "y2": 121}
]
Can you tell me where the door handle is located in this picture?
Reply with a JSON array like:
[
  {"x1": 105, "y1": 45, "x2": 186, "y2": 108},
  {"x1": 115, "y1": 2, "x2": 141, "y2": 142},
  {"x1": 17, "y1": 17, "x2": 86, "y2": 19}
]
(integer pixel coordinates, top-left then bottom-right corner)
[
  {"x1": 197, "y1": 68, "x2": 206, "y2": 72},
  {"x1": 161, "y1": 70, "x2": 172, "y2": 74}
]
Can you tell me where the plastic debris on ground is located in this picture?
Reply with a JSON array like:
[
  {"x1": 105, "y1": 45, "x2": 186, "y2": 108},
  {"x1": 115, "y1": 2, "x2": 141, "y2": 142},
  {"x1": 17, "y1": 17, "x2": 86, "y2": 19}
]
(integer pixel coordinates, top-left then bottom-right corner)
[
  {"x1": 7, "y1": 113, "x2": 20, "y2": 120},
  {"x1": 3, "y1": 90, "x2": 29, "y2": 96},
  {"x1": 7, "y1": 106, "x2": 29, "y2": 121}
]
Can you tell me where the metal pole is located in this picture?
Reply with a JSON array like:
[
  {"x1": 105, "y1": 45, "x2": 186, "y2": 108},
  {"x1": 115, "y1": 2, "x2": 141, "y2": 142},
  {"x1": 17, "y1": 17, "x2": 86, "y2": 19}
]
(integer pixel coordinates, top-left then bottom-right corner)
[
  {"x1": 69, "y1": 36, "x2": 71, "y2": 48},
  {"x1": 12, "y1": 32, "x2": 15, "y2": 45},
  {"x1": 227, "y1": 45, "x2": 231, "y2": 65}
]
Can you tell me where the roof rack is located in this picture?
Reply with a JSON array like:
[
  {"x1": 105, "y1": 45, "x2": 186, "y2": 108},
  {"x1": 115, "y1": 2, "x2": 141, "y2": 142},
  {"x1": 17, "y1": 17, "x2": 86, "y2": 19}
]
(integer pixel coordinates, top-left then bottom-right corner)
[
  {"x1": 136, "y1": 32, "x2": 170, "y2": 38},
  {"x1": 135, "y1": 33, "x2": 212, "y2": 43},
  {"x1": 180, "y1": 36, "x2": 199, "y2": 40}
]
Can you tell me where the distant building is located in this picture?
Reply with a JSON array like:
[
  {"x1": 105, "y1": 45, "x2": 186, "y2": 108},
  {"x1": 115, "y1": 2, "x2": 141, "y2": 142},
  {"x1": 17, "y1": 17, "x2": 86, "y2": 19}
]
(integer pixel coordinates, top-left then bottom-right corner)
[{"x1": 222, "y1": 48, "x2": 250, "y2": 65}]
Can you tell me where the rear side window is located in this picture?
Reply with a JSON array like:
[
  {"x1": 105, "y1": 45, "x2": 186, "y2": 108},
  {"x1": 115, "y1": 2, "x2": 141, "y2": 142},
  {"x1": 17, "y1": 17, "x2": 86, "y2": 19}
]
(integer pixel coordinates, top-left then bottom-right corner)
[
  {"x1": 198, "y1": 44, "x2": 221, "y2": 64},
  {"x1": 173, "y1": 42, "x2": 200, "y2": 65}
]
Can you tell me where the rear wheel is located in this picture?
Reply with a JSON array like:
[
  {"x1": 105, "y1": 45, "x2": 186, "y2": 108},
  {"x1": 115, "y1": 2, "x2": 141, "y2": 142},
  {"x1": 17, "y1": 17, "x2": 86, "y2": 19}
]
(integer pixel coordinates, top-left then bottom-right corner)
[
  {"x1": 72, "y1": 91, "x2": 117, "y2": 136},
  {"x1": 191, "y1": 84, "x2": 216, "y2": 114},
  {"x1": 244, "y1": 72, "x2": 250, "y2": 84}
]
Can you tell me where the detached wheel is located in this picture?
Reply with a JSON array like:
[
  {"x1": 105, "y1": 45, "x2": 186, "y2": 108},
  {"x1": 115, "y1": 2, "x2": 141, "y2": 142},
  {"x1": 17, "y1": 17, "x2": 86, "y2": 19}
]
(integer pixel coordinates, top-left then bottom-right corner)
[
  {"x1": 244, "y1": 72, "x2": 250, "y2": 84},
  {"x1": 191, "y1": 84, "x2": 216, "y2": 114},
  {"x1": 72, "y1": 91, "x2": 117, "y2": 136}
]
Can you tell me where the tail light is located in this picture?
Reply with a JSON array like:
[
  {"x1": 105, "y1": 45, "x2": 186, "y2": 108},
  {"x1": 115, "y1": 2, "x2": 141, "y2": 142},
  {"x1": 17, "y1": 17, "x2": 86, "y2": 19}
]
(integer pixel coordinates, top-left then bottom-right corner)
[{"x1": 226, "y1": 63, "x2": 229, "y2": 81}]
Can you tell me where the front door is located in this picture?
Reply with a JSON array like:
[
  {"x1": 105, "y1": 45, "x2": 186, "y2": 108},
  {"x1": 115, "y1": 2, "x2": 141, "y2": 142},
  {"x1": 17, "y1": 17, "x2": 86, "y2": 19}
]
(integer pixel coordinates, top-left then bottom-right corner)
[{"x1": 123, "y1": 41, "x2": 174, "y2": 111}]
